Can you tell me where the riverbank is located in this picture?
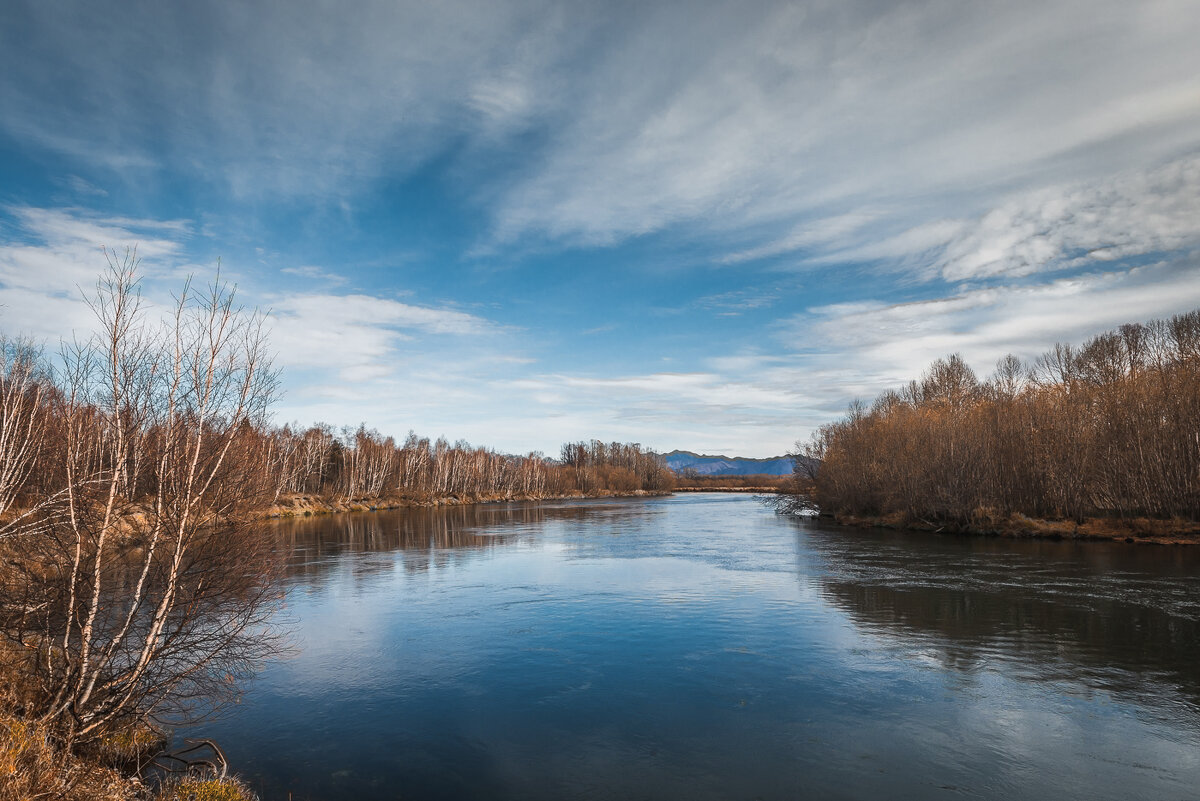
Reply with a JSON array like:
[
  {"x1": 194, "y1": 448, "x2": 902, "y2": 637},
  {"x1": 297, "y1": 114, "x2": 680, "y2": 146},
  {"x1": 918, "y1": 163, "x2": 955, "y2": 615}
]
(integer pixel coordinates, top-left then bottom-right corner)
[
  {"x1": 673, "y1": 486, "x2": 781, "y2": 493},
  {"x1": 824, "y1": 511, "x2": 1200, "y2": 545},
  {"x1": 0, "y1": 706, "x2": 255, "y2": 801},
  {"x1": 263, "y1": 488, "x2": 673, "y2": 517}
]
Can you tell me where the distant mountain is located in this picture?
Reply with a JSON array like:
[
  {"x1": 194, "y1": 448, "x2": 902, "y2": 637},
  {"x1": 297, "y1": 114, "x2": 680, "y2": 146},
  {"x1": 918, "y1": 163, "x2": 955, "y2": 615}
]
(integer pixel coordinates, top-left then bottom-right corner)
[{"x1": 665, "y1": 450, "x2": 796, "y2": 477}]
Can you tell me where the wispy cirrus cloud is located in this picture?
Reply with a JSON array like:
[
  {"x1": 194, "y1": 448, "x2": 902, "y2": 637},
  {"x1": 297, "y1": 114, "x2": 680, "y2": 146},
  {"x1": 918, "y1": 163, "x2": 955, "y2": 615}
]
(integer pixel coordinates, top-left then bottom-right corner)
[
  {"x1": 0, "y1": 0, "x2": 579, "y2": 200},
  {"x1": 7, "y1": 0, "x2": 1199, "y2": 265},
  {"x1": 695, "y1": 286, "x2": 785, "y2": 315},
  {"x1": 801, "y1": 154, "x2": 1200, "y2": 281},
  {"x1": 780, "y1": 258, "x2": 1200, "y2": 394},
  {"x1": 488, "y1": 0, "x2": 1200, "y2": 256},
  {"x1": 280, "y1": 265, "x2": 347, "y2": 285},
  {"x1": 719, "y1": 212, "x2": 882, "y2": 266},
  {"x1": 0, "y1": 206, "x2": 191, "y2": 339},
  {"x1": 266, "y1": 292, "x2": 498, "y2": 381}
]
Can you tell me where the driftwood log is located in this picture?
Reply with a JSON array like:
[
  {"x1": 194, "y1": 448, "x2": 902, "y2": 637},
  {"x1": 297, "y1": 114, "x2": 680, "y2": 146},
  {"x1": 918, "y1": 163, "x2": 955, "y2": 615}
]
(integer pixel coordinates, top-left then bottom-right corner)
[{"x1": 146, "y1": 738, "x2": 229, "y2": 781}]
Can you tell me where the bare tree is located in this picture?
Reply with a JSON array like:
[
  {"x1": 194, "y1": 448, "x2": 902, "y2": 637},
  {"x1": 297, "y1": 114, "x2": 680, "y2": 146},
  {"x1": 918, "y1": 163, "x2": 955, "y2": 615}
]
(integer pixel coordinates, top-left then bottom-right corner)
[
  {"x1": 1, "y1": 253, "x2": 282, "y2": 745},
  {"x1": 0, "y1": 338, "x2": 49, "y2": 523}
]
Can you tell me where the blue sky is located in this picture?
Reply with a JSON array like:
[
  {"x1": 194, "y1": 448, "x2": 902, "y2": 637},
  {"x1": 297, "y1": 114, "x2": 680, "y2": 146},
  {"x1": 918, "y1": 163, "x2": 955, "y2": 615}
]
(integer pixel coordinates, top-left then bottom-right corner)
[{"x1": 2, "y1": 0, "x2": 1199, "y2": 457}]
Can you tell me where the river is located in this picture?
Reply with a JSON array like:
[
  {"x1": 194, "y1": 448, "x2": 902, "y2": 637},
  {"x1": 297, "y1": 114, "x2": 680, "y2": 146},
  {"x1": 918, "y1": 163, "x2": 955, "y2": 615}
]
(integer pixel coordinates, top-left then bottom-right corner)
[{"x1": 187, "y1": 493, "x2": 1200, "y2": 800}]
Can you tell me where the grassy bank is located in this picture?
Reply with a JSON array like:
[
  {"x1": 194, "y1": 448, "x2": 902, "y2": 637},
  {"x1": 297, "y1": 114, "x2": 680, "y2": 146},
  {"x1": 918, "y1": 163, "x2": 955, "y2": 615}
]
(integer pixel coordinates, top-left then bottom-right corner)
[
  {"x1": 0, "y1": 709, "x2": 256, "y2": 801},
  {"x1": 673, "y1": 486, "x2": 782, "y2": 493},
  {"x1": 264, "y1": 488, "x2": 673, "y2": 517}
]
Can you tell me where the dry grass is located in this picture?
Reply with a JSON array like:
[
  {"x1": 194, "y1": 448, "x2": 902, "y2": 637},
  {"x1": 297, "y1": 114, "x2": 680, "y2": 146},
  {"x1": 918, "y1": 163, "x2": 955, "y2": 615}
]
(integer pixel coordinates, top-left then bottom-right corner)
[
  {"x1": 87, "y1": 720, "x2": 169, "y2": 774},
  {"x1": 265, "y1": 487, "x2": 674, "y2": 518},
  {"x1": 155, "y1": 777, "x2": 257, "y2": 801},
  {"x1": 0, "y1": 713, "x2": 139, "y2": 801},
  {"x1": 1, "y1": 702, "x2": 255, "y2": 801}
]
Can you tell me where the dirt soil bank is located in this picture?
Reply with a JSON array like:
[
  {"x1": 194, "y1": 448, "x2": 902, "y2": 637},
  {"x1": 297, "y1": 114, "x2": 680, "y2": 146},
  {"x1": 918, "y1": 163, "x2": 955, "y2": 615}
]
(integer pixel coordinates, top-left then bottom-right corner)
[{"x1": 826, "y1": 511, "x2": 1200, "y2": 546}]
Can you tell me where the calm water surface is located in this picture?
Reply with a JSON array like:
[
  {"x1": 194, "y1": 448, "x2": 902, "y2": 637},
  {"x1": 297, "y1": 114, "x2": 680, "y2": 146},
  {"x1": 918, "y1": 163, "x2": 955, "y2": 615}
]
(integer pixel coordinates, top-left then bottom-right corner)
[{"x1": 189, "y1": 494, "x2": 1200, "y2": 800}]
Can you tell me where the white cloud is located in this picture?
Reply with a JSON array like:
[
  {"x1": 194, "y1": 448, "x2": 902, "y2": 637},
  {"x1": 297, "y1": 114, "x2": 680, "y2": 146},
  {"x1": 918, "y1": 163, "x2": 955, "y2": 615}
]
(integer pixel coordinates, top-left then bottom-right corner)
[
  {"x1": 0, "y1": 207, "x2": 190, "y2": 340},
  {"x1": 280, "y1": 265, "x2": 347, "y2": 285},
  {"x1": 0, "y1": 208, "x2": 522, "y2": 450},
  {"x1": 694, "y1": 286, "x2": 785, "y2": 314},
  {"x1": 8, "y1": 211, "x2": 1195, "y2": 460},
  {"x1": 4, "y1": 3, "x2": 1200, "y2": 460},
  {"x1": 266, "y1": 292, "x2": 497, "y2": 383},
  {"x1": 784, "y1": 259, "x2": 1200, "y2": 395},
  {"x1": 810, "y1": 155, "x2": 1200, "y2": 281},
  {"x1": 488, "y1": 0, "x2": 1200, "y2": 253},
  {"x1": 504, "y1": 259, "x2": 1200, "y2": 456},
  {"x1": 469, "y1": 75, "x2": 535, "y2": 129},
  {"x1": 8, "y1": 1, "x2": 1199, "y2": 259},
  {"x1": 719, "y1": 212, "x2": 882, "y2": 265},
  {"x1": 483, "y1": 369, "x2": 812, "y2": 456},
  {"x1": 56, "y1": 175, "x2": 108, "y2": 198},
  {"x1": 0, "y1": 0, "x2": 582, "y2": 199}
]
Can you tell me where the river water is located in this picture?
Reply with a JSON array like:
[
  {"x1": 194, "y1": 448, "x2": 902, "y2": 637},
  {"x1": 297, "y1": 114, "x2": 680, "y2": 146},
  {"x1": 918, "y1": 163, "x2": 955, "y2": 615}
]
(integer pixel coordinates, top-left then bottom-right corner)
[{"x1": 189, "y1": 493, "x2": 1200, "y2": 800}]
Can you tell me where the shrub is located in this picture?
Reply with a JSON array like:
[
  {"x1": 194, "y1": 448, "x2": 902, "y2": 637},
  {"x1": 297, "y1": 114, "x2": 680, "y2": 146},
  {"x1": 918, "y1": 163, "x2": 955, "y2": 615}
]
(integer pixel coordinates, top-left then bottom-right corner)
[{"x1": 157, "y1": 777, "x2": 258, "y2": 801}]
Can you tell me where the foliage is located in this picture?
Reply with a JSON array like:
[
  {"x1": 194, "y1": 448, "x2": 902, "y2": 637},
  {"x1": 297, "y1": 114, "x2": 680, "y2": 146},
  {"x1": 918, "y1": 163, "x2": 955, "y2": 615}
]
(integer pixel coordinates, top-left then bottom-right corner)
[
  {"x1": 0, "y1": 706, "x2": 254, "y2": 801},
  {"x1": 789, "y1": 310, "x2": 1200, "y2": 526}
]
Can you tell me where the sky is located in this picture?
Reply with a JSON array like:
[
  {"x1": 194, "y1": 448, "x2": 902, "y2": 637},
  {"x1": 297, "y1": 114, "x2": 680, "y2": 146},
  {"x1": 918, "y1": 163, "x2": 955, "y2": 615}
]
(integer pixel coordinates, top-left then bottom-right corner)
[{"x1": 1, "y1": 0, "x2": 1199, "y2": 457}]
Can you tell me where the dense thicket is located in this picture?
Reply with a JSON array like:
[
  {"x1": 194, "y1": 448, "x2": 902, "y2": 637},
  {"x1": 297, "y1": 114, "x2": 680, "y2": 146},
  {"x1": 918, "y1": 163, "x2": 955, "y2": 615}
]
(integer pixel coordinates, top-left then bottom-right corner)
[{"x1": 794, "y1": 310, "x2": 1200, "y2": 525}]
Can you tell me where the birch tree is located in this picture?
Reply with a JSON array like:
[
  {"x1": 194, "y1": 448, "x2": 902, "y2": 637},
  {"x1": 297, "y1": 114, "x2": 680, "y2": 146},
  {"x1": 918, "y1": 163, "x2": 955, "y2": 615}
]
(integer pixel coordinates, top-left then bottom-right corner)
[{"x1": 2, "y1": 255, "x2": 281, "y2": 745}]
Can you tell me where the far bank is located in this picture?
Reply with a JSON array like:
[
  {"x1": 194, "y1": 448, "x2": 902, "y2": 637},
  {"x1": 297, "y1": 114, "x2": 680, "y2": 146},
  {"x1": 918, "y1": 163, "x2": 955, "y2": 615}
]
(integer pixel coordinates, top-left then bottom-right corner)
[{"x1": 264, "y1": 488, "x2": 674, "y2": 517}]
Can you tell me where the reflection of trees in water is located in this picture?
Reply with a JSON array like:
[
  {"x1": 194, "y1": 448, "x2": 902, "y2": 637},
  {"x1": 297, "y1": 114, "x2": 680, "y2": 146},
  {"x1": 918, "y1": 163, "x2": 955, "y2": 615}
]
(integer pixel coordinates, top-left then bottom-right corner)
[
  {"x1": 274, "y1": 505, "x2": 530, "y2": 583},
  {"x1": 799, "y1": 522, "x2": 1200, "y2": 710},
  {"x1": 270, "y1": 501, "x2": 641, "y2": 584}
]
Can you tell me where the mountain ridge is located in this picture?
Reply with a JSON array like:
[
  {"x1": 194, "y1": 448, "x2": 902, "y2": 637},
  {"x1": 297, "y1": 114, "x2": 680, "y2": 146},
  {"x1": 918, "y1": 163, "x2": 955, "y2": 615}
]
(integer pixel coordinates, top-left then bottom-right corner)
[{"x1": 665, "y1": 449, "x2": 795, "y2": 476}]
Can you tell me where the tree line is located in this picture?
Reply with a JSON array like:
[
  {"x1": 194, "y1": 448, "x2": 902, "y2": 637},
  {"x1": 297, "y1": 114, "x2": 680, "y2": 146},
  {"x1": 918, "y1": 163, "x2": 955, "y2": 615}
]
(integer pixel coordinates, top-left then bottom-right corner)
[
  {"x1": 790, "y1": 309, "x2": 1200, "y2": 526},
  {"x1": 1, "y1": 344, "x2": 673, "y2": 518},
  {"x1": 1, "y1": 365, "x2": 674, "y2": 519},
  {"x1": 673, "y1": 473, "x2": 790, "y2": 491},
  {"x1": 248, "y1": 428, "x2": 674, "y2": 505}
]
